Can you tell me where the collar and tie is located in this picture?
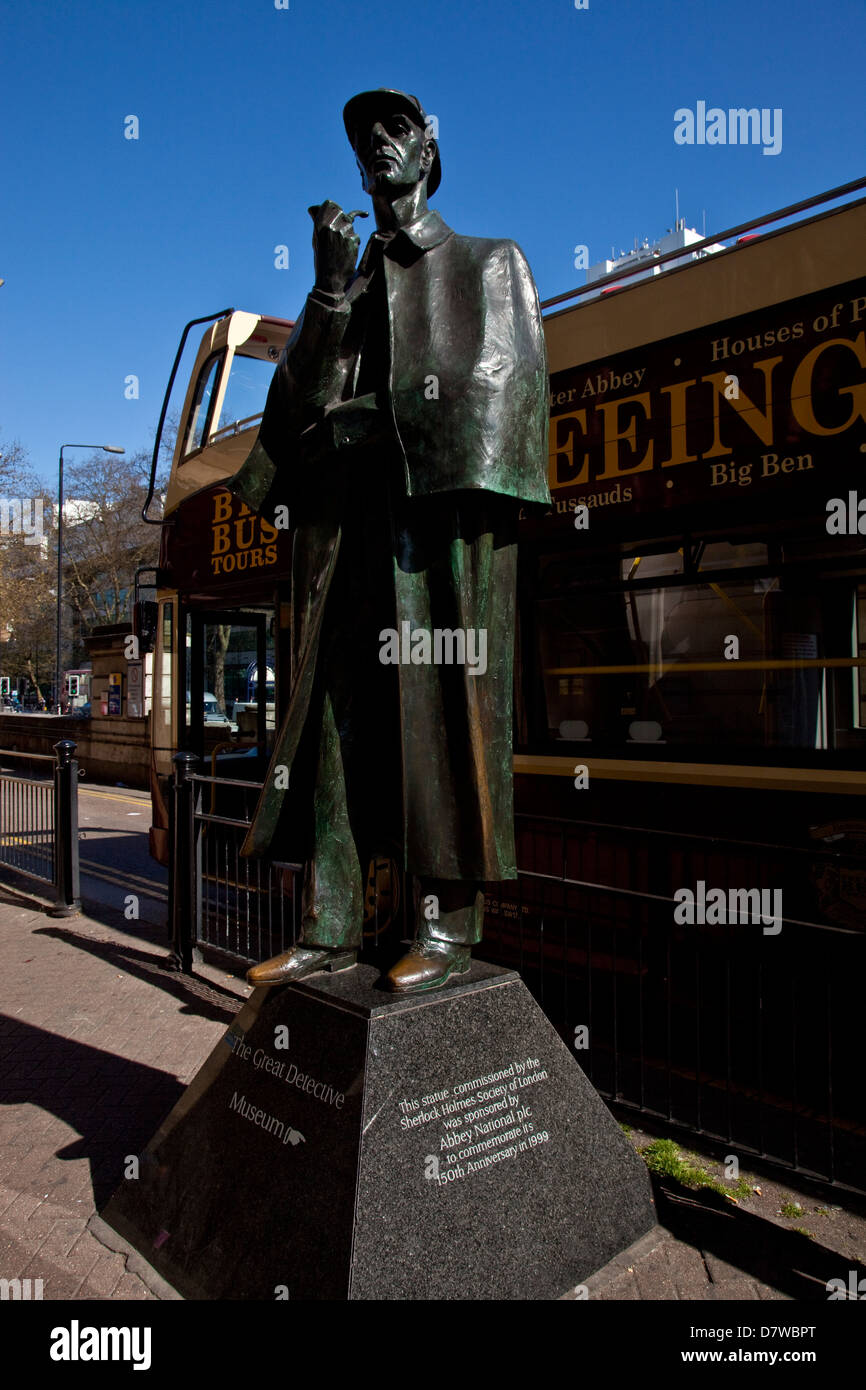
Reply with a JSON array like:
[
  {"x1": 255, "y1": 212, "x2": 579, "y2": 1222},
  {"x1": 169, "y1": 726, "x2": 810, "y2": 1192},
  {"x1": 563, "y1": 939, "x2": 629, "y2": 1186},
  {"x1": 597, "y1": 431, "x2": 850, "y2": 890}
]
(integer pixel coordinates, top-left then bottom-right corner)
[
  {"x1": 348, "y1": 211, "x2": 454, "y2": 393},
  {"x1": 355, "y1": 229, "x2": 396, "y2": 282},
  {"x1": 353, "y1": 209, "x2": 453, "y2": 284}
]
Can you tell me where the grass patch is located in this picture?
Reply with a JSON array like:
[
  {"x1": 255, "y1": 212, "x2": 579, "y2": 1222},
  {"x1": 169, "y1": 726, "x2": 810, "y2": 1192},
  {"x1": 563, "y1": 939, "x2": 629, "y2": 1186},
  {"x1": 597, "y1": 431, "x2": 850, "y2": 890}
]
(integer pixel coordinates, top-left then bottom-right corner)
[
  {"x1": 780, "y1": 1200, "x2": 804, "y2": 1218},
  {"x1": 639, "y1": 1138, "x2": 752, "y2": 1200},
  {"x1": 620, "y1": 1123, "x2": 633, "y2": 1138}
]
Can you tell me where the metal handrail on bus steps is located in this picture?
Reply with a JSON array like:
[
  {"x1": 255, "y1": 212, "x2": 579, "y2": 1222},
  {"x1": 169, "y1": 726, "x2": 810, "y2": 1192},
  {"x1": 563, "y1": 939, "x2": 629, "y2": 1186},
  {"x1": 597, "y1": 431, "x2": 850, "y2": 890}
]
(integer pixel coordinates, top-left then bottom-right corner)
[{"x1": 142, "y1": 307, "x2": 235, "y2": 525}]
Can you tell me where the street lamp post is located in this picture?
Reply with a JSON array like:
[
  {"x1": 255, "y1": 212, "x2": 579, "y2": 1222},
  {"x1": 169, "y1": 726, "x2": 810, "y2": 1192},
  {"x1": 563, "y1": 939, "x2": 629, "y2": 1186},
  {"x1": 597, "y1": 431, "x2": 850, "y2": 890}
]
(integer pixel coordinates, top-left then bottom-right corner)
[{"x1": 55, "y1": 444, "x2": 125, "y2": 716}]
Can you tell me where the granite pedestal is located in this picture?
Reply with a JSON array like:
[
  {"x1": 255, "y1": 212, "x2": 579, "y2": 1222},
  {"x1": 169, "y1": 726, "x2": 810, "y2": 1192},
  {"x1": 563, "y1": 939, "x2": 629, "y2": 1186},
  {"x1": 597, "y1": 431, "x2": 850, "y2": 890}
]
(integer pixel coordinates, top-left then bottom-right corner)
[{"x1": 94, "y1": 962, "x2": 655, "y2": 1299}]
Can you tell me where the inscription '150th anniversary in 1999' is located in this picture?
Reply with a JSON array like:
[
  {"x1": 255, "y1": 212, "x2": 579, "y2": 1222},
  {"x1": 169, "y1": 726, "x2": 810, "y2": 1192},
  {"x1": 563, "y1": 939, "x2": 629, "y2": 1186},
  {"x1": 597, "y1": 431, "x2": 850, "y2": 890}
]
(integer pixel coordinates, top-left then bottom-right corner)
[{"x1": 397, "y1": 1056, "x2": 552, "y2": 1188}]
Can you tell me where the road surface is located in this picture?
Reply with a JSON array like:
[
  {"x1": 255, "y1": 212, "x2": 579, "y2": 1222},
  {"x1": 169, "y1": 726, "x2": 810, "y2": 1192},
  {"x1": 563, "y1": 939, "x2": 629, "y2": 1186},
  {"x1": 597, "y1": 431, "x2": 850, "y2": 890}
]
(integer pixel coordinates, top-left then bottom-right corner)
[{"x1": 77, "y1": 783, "x2": 167, "y2": 928}]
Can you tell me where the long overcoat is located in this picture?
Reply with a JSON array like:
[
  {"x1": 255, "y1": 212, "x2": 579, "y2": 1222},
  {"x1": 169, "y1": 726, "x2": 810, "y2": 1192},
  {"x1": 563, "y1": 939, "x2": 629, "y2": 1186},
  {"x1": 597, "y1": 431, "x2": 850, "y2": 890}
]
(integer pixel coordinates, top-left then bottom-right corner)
[{"x1": 228, "y1": 209, "x2": 550, "y2": 877}]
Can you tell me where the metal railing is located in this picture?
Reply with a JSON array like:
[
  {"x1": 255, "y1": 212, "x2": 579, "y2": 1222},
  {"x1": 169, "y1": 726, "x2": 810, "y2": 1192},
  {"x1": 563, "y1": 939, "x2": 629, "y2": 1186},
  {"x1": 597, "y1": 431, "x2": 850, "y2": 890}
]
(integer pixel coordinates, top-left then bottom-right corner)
[
  {"x1": 540, "y1": 175, "x2": 866, "y2": 311},
  {"x1": 169, "y1": 752, "x2": 407, "y2": 972},
  {"x1": 0, "y1": 741, "x2": 80, "y2": 916},
  {"x1": 169, "y1": 753, "x2": 300, "y2": 971},
  {"x1": 168, "y1": 758, "x2": 864, "y2": 1193},
  {"x1": 482, "y1": 814, "x2": 866, "y2": 1196}
]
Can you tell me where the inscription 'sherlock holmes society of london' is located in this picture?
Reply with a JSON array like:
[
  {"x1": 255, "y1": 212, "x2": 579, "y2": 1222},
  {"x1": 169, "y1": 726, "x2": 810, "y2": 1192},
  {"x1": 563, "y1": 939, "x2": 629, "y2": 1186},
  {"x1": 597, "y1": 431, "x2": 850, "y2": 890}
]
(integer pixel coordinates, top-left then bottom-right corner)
[{"x1": 229, "y1": 86, "x2": 551, "y2": 994}]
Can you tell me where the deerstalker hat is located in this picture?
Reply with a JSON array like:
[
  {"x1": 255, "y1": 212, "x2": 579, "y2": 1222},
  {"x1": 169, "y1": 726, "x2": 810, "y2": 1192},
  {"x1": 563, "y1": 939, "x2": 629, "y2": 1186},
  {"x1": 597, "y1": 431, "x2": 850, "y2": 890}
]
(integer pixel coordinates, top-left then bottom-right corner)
[{"x1": 343, "y1": 88, "x2": 441, "y2": 196}]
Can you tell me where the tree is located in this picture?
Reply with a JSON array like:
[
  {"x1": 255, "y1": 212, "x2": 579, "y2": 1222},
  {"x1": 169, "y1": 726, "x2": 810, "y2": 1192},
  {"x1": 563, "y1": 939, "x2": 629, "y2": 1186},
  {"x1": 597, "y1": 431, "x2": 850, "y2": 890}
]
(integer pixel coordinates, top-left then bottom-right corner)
[
  {"x1": 0, "y1": 434, "x2": 55, "y2": 702},
  {"x1": 0, "y1": 420, "x2": 174, "y2": 695},
  {"x1": 59, "y1": 435, "x2": 171, "y2": 661},
  {"x1": 211, "y1": 624, "x2": 232, "y2": 713}
]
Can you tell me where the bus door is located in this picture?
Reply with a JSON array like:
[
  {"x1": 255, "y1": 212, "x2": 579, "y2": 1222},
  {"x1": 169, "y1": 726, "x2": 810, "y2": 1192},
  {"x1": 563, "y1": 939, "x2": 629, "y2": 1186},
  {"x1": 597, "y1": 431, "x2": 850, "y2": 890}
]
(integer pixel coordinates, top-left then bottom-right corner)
[{"x1": 184, "y1": 607, "x2": 275, "y2": 781}]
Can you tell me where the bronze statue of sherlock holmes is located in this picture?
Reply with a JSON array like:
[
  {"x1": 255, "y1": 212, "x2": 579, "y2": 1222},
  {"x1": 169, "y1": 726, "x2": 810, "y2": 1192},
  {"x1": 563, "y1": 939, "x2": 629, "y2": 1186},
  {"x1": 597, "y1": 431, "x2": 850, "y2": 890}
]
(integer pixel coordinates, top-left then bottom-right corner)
[{"x1": 228, "y1": 88, "x2": 550, "y2": 993}]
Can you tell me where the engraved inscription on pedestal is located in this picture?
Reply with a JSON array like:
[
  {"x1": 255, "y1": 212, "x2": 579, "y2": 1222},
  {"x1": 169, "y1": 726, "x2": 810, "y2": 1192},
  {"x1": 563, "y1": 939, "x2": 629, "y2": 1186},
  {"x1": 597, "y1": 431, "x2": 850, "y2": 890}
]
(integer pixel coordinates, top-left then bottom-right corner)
[
  {"x1": 396, "y1": 1056, "x2": 552, "y2": 1188},
  {"x1": 95, "y1": 964, "x2": 655, "y2": 1301},
  {"x1": 222, "y1": 1022, "x2": 347, "y2": 1151}
]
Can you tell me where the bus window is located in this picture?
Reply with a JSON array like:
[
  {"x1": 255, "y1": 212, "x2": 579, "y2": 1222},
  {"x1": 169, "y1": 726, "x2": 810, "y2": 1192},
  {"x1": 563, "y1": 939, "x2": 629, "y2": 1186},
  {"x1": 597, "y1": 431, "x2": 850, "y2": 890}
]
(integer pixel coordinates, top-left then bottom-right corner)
[
  {"x1": 214, "y1": 355, "x2": 276, "y2": 439},
  {"x1": 184, "y1": 609, "x2": 275, "y2": 769},
  {"x1": 184, "y1": 352, "x2": 224, "y2": 457},
  {"x1": 531, "y1": 544, "x2": 865, "y2": 757}
]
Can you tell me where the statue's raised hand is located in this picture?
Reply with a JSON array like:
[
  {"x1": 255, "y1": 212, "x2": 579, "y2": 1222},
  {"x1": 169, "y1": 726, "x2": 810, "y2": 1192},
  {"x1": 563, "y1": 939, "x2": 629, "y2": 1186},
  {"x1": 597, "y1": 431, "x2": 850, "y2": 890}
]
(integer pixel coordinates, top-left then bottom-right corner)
[{"x1": 308, "y1": 201, "x2": 366, "y2": 296}]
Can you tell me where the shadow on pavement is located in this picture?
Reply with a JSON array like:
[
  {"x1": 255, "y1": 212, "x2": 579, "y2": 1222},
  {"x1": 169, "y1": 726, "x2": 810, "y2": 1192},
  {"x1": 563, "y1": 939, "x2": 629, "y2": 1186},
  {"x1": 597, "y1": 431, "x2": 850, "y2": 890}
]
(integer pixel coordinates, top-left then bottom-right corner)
[
  {"x1": 0, "y1": 880, "x2": 57, "y2": 915},
  {"x1": 0, "y1": 1016, "x2": 185, "y2": 1209},
  {"x1": 33, "y1": 923, "x2": 245, "y2": 1020},
  {"x1": 654, "y1": 1178, "x2": 866, "y2": 1300},
  {"x1": 0, "y1": 866, "x2": 167, "y2": 946}
]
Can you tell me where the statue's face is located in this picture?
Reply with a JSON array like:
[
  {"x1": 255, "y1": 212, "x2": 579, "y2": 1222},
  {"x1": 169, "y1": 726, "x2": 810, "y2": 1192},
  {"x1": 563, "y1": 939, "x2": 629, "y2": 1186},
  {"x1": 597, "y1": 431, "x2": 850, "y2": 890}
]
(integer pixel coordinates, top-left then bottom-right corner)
[{"x1": 354, "y1": 110, "x2": 434, "y2": 197}]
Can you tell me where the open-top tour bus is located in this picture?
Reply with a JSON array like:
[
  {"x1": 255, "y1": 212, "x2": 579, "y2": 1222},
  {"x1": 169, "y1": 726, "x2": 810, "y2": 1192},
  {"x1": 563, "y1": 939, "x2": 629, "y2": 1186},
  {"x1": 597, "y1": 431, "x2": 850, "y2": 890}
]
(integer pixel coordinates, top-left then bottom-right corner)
[{"x1": 139, "y1": 181, "x2": 866, "y2": 1190}]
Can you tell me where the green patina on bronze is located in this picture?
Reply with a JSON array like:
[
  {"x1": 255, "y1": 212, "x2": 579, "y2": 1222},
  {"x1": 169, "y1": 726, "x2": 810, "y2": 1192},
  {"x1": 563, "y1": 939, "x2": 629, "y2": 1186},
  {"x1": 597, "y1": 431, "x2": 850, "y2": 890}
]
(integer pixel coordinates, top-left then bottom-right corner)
[{"x1": 228, "y1": 88, "x2": 550, "y2": 969}]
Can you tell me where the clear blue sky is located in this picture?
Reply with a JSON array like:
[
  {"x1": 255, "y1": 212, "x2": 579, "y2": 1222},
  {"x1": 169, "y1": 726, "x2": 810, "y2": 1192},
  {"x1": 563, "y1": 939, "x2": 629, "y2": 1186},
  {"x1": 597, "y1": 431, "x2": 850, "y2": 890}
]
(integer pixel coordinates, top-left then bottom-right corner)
[{"x1": 1, "y1": 0, "x2": 863, "y2": 486}]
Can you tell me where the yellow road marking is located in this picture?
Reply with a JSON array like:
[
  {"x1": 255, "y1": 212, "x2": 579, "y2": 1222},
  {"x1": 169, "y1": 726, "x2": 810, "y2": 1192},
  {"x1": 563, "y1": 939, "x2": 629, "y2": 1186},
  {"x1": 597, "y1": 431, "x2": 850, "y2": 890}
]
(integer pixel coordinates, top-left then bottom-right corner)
[
  {"x1": 79, "y1": 861, "x2": 168, "y2": 900},
  {"x1": 79, "y1": 789, "x2": 151, "y2": 808},
  {"x1": 79, "y1": 856, "x2": 167, "y2": 895}
]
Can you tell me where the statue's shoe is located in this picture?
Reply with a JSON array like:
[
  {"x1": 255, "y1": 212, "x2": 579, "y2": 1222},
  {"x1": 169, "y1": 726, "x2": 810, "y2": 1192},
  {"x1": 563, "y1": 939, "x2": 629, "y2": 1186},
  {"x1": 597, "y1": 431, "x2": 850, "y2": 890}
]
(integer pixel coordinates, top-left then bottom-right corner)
[
  {"x1": 247, "y1": 945, "x2": 357, "y2": 987},
  {"x1": 386, "y1": 941, "x2": 471, "y2": 994}
]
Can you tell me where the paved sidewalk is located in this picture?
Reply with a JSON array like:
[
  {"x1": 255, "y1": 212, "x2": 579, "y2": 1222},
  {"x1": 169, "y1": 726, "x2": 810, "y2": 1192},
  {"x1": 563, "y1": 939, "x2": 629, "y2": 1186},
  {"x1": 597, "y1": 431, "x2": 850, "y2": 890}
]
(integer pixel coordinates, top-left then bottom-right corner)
[
  {"x1": 0, "y1": 877, "x2": 861, "y2": 1301},
  {"x1": 564, "y1": 1226, "x2": 789, "y2": 1300},
  {"x1": 0, "y1": 879, "x2": 250, "y2": 1300}
]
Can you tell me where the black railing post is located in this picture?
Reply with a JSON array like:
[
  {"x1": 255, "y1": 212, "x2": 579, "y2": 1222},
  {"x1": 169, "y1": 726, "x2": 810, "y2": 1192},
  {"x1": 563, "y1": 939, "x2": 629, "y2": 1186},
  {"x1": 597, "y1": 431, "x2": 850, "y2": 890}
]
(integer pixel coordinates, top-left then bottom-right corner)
[
  {"x1": 50, "y1": 739, "x2": 80, "y2": 917},
  {"x1": 169, "y1": 751, "x2": 198, "y2": 972}
]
